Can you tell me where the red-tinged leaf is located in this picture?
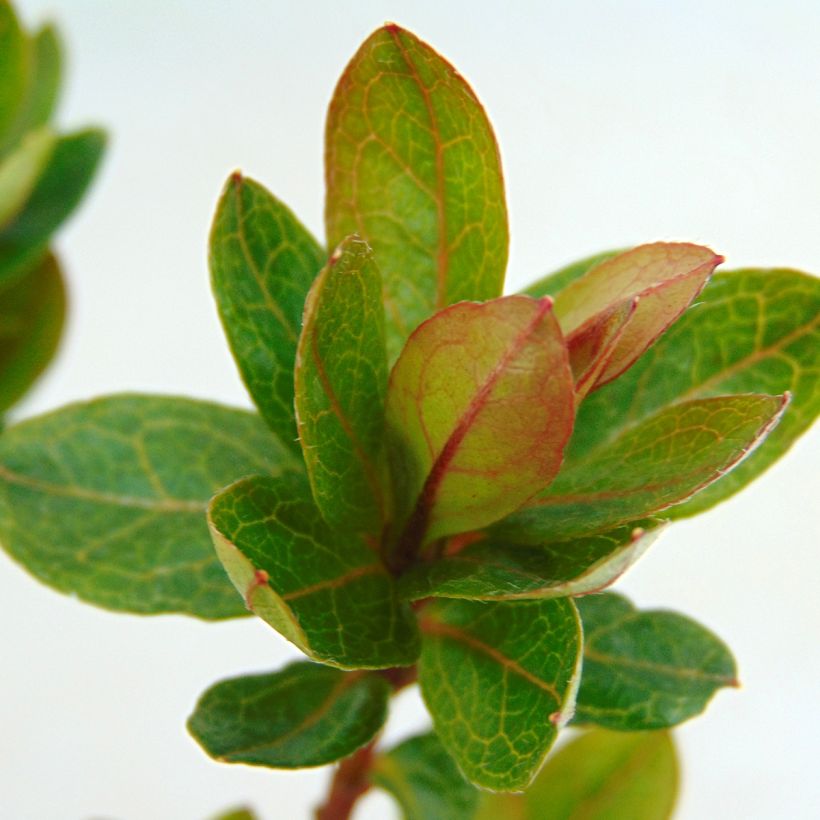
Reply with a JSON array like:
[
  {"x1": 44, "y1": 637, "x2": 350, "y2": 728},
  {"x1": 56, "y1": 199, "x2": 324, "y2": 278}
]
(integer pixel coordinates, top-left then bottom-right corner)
[
  {"x1": 325, "y1": 24, "x2": 509, "y2": 361},
  {"x1": 554, "y1": 243, "x2": 723, "y2": 391},
  {"x1": 491, "y1": 394, "x2": 788, "y2": 542},
  {"x1": 385, "y1": 296, "x2": 575, "y2": 568},
  {"x1": 569, "y1": 297, "x2": 637, "y2": 399}
]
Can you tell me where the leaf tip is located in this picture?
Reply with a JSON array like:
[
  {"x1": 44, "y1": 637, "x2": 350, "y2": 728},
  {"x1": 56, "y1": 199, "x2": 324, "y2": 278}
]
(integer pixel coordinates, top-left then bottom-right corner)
[
  {"x1": 383, "y1": 21, "x2": 403, "y2": 34},
  {"x1": 229, "y1": 169, "x2": 244, "y2": 187}
]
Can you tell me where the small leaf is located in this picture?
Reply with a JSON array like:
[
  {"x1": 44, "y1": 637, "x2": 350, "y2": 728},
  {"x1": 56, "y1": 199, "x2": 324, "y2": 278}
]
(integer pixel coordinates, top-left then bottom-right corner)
[
  {"x1": 399, "y1": 521, "x2": 666, "y2": 602},
  {"x1": 386, "y1": 296, "x2": 575, "y2": 566},
  {"x1": 208, "y1": 473, "x2": 420, "y2": 670},
  {"x1": 0, "y1": 394, "x2": 297, "y2": 618},
  {"x1": 571, "y1": 268, "x2": 820, "y2": 517},
  {"x1": 326, "y1": 24, "x2": 509, "y2": 360},
  {"x1": 210, "y1": 173, "x2": 324, "y2": 451},
  {"x1": 575, "y1": 593, "x2": 737, "y2": 730},
  {"x1": 522, "y1": 249, "x2": 623, "y2": 299},
  {"x1": 492, "y1": 394, "x2": 787, "y2": 542},
  {"x1": 188, "y1": 661, "x2": 390, "y2": 768},
  {"x1": 554, "y1": 243, "x2": 722, "y2": 391},
  {"x1": 0, "y1": 128, "x2": 106, "y2": 285},
  {"x1": 521, "y1": 728, "x2": 679, "y2": 820},
  {"x1": 0, "y1": 252, "x2": 64, "y2": 411},
  {"x1": 2, "y1": 24, "x2": 62, "y2": 151},
  {"x1": 0, "y1": 1, "x2": 28, "y2": 144},
  {"x1": 0, "y1": 128, "x2": 55, "y2": 228},
  {"x1": 371, "y1": 732, "x2": 479, "y2": 820},
  {"x1": 418, "y1": 597, "x2": 582, "y2": 791},
  {"x1": 294, "y1": 235, "x2": 389, "y2": 533}
]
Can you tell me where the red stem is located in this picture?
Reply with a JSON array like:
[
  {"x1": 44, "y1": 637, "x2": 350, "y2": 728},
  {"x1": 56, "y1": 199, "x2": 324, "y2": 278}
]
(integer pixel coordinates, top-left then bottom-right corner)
[{"x1": 314, "y1": 741, "x2": 375, "y2": 820}]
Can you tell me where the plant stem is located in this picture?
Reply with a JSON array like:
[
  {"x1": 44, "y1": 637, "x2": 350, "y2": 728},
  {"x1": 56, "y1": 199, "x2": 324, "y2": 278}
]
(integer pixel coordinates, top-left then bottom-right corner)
[{"x1": 314, "y1": 741, "x2": 375, "y2": 820}]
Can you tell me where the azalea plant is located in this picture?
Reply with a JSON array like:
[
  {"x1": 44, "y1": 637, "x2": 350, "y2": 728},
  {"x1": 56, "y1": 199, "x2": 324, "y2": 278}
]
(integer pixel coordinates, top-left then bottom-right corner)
[
  {"x1": 0, "y1": 0, "x2": 104, "y2": 419},
  {"x1": 0, "y1": 19, "x2": 817, "y2": 820}
]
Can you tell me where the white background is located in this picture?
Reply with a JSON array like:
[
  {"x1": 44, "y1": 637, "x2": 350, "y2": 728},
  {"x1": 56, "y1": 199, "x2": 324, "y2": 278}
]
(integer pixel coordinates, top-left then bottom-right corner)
[{"x1": 2, "y1": 2, "x2": 818, "y2": 818}]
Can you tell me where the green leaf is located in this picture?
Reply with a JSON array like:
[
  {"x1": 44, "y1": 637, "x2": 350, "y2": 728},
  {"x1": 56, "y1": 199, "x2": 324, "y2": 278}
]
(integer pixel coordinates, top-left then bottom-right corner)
[
  {"x1": 553, "y1": 243, "x2": 722, "y2": 392},
  {"x1": 188, "y1": 661, "x2": 390, "y2": 768},
  {"x1": 572, "y1": 268, "x2": 820, "y2": 517},
  {"x1": 0, "y1": 128, "x2": 55, "y2": 228},
  {"x1": 208, "y1": 473, "x2": 420, "y2": 669},
  {"x1": 294, "y1": 235, "x2": 389, "y2": 533},
  {"x1": 210, "y1": 173, "x2": 324, "y2": 451},
  {"x1": 371, "y1": 732, "x2": 479, "y2": 820},
  {"x1": 0, "y1": 251, "x2": 64, "y2": 411},
  {"x1": 11, "y1": 24, "x2": 62, "y2": 139},
  {"x1": 0, "y1": 394, "x2": 297, "y2": 618},
  {"x1": 575, "y1": 593, "x2": 737, "y2": 730},
  {"x1": 0, "y1": 128, "x2": 106, "y2": 285},
  {"x1": 325, "y1": 24, "x2": 509, "y2": 360},
  {"x1": 418, "y1": 597, "x2": 582, "y2": 791},
  {"x1": 386, "y1": 296, "x2": 575, "y2": 566},
  {"x1": 210, "y1": 809, "x2": 258, "y2": 820},
  {"x1": 522, "y1": 249, "x2": 623, "y2": 299},
  {"x1": 521, "y1": 728, "x2": 678, "y2": 820},
  {"x1": 0, "y1": 1, "x2": 29, "y2": 144},
  {"x1": 491, "y1": 394, "x2": 787, "y2": 542},
  {"x1": 398, "y1": 521, "x2": 666, "y2": 602}
]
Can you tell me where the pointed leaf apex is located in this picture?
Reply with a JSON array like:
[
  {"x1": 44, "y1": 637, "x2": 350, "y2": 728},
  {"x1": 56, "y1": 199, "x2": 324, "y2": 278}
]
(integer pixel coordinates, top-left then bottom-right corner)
[
  {"x1": 229, "y1": 169, "x2": 244, "y2": 185},
  {"x1": 383, "y1": 22, "x2": 402, "y2": 33}
]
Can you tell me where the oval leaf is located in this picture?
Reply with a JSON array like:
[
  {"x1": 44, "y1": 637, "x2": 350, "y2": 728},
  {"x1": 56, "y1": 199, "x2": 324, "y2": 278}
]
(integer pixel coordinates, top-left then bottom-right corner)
[
  {"x1": 386, "y1": 295, "x2": 575, "y2": 566},
  {"x1": 398, "y1": 521, "x2": 666, "y2": 602},
  {"x1": 325, "y1": 24, "x2": 509, "y2": 359},
  {"x1": 418, "y1": 597, "x2": 582, "y2": 791},
  {"x1": 0, "y1": 394, "x2": 297, "y2": 618},
  {"x1": 0, "y1": 251, "x2": 64, "y2": 411},
  {"x1": 492, "y1": 393, "x2": 788, "y2": 542},
  {"x1": 208, "y1": 473, "x2": 420, "y2": 670},
  {"x1": 554, "y1": 243, "x2": 722, "y2": 391},
  {"x1": 188, "y1": 662, "x2": 390, "y2": 768},
  {"x1": 371, "y1": 732, "x2": 479, "y2": 820},
  {"x1": 570, "y1": 267, "x2": 820, "y2": 517},
  {"x1": 0, "y1": 127, "x2": 106, "y2": 285},
  {"x1": 210, "y1": 173, "x2": 324, "y2": 450},
  {"x1": 574, "y1": 593, "x2": 738, "y2": 730},
  {"x1": 294, "y1": 235, "x2": 389, "y2": 533},
  {"x1": 0, "y1": 127, "x2": 55, "y2": 228},
  {"x1": 521, "y1": 729, "x2": 678, "y2": 820}
]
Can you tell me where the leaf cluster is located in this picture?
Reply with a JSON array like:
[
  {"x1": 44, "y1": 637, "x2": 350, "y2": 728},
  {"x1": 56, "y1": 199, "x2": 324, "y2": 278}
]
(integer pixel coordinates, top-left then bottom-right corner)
[
  {"x1": 0, "y1": 19, "x2": 817, "y2": 820},
  {"x1": 0, "y1": 0, "x2": 105, "y2": 415}
]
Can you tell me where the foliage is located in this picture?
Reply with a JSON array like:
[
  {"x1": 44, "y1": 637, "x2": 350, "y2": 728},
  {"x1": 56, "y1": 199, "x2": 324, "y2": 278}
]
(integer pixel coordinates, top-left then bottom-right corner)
[
  {"x1": 0, "y1": 0, "x2": 105, "y2": 417},
  {"x1": 1, "y1": 16, "x2": 817, "y2": 820}
]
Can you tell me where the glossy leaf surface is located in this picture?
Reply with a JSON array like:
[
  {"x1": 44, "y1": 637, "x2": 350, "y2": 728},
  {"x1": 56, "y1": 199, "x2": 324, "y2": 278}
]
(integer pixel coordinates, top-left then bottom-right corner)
[
  {"x1": 555, "y1": 243, "x2": 722, "y2": 390},
  {"x1": 575, "y1": 593, "x2": 737, "y2": 730},
  {"x1": 188, "y1": 662, "x2": 390, "y2": 768},
  {"x1": 418, "y1": 597, "x2": 582, "y2": 791},
  {"x1": 0, "y1": 395, "x2": 296, "y2": 618},
  {"x1": 522, "y1": 249, "x2": 623, "y2": 299},
  {"x1": 399, "y1": 521, "x2": 666, "y2": 602},
  {"x1": 209, "y1": 473, "x2": 420, "y2": 669},
  {"x1": 492, "y1": 394, "x2": 787, "y2": 542},
  {"x1": 386, "y1": 296, "x2": 574, "y2": 559},
  {"x1": 326, "y1": 24, "x2": 508, "y2": 360},
  {"x1": 295, "y1": 235, "x2": 388, "y2": 533},
  {"x1": 571, "y1": 268, "x2": 820, "y2": 517},
  {"x1": 523, "y1": 729, "x2": 678, "y2": 820},
  {"x1": 210, "y1": 173, "x2": 324, "y2": 450},
  {"x1": 0, "y1": 128, "x2": 105, "y2": 284},
  {"x1": 0, "y1": 252, "x2": 64, "y2": 411},
  {"x1": 371, "y1": 732, "x2": 478, "y2": 820}
]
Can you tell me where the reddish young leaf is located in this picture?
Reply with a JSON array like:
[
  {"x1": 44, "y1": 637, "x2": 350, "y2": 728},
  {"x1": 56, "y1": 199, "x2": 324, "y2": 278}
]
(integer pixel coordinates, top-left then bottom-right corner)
[
  {"x1": 385, "y1": 296, "x2": 575, "y2": 566},
  {"x1": 555, "y1": 243, "x2": 723, "y2": 392}
]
